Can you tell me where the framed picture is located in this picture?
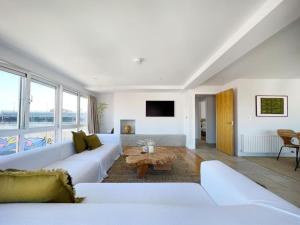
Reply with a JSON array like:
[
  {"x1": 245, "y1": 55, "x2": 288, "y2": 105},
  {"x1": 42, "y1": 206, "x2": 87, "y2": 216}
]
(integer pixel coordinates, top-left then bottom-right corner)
[{"x1": 256, "y1": 95, "x2": 288, "y2": 117}]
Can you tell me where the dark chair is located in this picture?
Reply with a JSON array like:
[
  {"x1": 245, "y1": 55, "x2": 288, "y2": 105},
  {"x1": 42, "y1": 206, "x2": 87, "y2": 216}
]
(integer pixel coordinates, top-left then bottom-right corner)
[
  {"x1": 296, "y1": 132, "x2": 300, "y2": 171},
  {"x1": 277, "y1": 129, "x2": 299, "y2": 171}
]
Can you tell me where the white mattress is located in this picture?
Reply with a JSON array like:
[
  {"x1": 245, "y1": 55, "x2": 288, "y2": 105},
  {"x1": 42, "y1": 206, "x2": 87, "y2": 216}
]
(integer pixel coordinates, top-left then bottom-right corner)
[{"x1": 75, "y1": 183, "x2": 216, "y2": 207}]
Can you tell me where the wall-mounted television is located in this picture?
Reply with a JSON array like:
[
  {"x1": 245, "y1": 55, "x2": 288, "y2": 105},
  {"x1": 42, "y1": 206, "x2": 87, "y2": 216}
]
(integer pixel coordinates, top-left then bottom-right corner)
[{"x1": 146, "y1": 101, "x2": 174, "y2": 117}]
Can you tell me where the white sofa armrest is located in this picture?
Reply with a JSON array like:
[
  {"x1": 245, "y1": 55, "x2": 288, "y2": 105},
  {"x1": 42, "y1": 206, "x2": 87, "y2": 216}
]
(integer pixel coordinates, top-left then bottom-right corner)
[{"x1": 201, "y1": 160, "x2": 299, "y2": 214}]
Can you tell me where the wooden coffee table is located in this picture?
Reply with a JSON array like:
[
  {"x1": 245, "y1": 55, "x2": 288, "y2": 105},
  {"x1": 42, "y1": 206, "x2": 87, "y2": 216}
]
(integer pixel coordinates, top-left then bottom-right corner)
[{"x1": 124, "y1": 147, "x2": 177, "y2": 178}]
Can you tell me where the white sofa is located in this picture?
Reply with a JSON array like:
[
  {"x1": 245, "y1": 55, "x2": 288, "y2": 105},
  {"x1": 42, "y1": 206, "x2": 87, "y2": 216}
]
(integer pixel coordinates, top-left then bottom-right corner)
[
  {"x1": 0, "y1": 134, "x2": 122, "y2": 183},
  {"x1": 201, "y1": 160, "x2": 300, "y2": 214},
  {"x1": 1, "y1": 160, "x2": 300, "y2": 225},
  {"x1": 201, "y1": 160, "x2": 299, "y2": 213}
]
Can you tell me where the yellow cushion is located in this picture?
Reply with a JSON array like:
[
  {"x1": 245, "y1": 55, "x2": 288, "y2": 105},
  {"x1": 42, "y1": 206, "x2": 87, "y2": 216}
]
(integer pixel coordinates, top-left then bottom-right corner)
[
  {"x1": 0, "y1": 169, "x2": 79, "y2": 203},
  {"x1": 85, "y1": 134, "x2": 102, "y2": 150},
  {"x1": 72, "y1": 130, "x2": 87, "y2": 153}
]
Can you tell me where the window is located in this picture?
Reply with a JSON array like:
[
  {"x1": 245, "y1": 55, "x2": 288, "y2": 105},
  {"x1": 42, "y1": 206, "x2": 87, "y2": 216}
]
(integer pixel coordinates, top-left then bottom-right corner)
[
  {"x1": 0, "y1": 136, "x2": 18, "y2": 155},
  {"x1": 26, "y1": 79, "x2": 56, "y2": 151},
  {"x1": 0, "y1": 63, "x2": 90, "y2": 155},
  {"x1": 80, "y1": 96, "x2": 88, "y2": 132},
  {"x1": 62, "y1": 91, "x2": 77, "y2": 125},
  {"x1": 24, "y1": 131, "x2": 55, "y2": 151},
  {"x1": 80, "y1": 126, "x2": 89, "y2": 134},
  {"x1": 62, "y1": 128, "x2": 77, "y2": 142},
  {"x1": 61, "y1": 91, "x2": 83, "y2": 143},
  {"x1": 29, "y1": 81, "x2": 56, "y2": 127},
  {"x1": 0, "y1": 70, "x2": 21, "y2": 129}
]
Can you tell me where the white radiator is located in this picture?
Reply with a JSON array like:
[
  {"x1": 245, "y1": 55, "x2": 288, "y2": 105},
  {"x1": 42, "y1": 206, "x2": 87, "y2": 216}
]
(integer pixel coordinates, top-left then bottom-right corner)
[{"x1": 241, "y1": 135, "x2": 283, "y2": 153}]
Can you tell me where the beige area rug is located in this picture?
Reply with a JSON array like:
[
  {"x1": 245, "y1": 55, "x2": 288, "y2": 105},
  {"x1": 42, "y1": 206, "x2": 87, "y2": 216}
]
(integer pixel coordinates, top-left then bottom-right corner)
[{"x1": 103, "y1": 154, "x2": 201, "y2": 183}]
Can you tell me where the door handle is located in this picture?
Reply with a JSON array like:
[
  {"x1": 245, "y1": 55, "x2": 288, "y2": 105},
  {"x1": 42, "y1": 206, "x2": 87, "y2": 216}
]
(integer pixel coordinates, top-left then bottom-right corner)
[{"x1": 227, "y1": 121, "x2": 234, "y2": 126}]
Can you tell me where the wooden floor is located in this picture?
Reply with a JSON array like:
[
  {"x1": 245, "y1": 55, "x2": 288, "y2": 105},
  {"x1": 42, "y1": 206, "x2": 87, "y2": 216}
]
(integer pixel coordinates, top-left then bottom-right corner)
[
  {"x1": 195, "y1": 144, "x2": 300, "y2": 207},
  {"x1": 175, "y1": 147, "x2": 202, "y2": 175}
]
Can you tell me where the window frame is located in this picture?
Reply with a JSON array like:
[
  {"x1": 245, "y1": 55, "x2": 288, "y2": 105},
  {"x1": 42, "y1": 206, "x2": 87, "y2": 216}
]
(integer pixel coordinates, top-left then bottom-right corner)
[
  {"x1": 0, "y1": 62, "x2": 91, "y2": 155},
  {"x1": 0, "y1": 66, "x2": 25, "y2": 131},
  {"x1": 22, "y1": 74, "x2": 58, "y2": 152},
  {"x1": 0, "y1": 66, "x2": 26, "y2": 154}
]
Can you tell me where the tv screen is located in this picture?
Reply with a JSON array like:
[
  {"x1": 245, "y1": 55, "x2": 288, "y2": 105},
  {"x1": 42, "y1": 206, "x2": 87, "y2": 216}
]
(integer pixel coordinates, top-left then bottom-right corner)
[{"x1": 146, "y1": 101, "x2": 174, "y2": 117}]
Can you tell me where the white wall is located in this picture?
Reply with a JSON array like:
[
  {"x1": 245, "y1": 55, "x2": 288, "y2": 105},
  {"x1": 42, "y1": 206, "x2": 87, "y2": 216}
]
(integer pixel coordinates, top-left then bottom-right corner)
[
  {"x1": 96, "y1": 78, "x2": 300, "y2": 155},
  {"x1": 200, "y1": 100, "x2": 206, "y2": 119},
  {"x1": 221, "y1": 79, "x2": 300, "y2": 156},
  {"x1": 205, "y1": 95, "x2": 216, "y2": 144},
  {"x1": 187, "y1": 79, "x2": 300, "y2": 155},
  {"x1": 98, "y1": 92, "x2": 187, "y2": 134},
  {"x1": 195, "y1": 100, "x2": 200, "y2": 139},
  {"x1": 183, "y1": 90, "x2": 195, "y2": 149},
  {"x1": 186, "y1": 86, "x2": 219, "y2": 149},
  {"x1": 113, "y1": 92, "x2": 185, "y2": 134},
  {"x1": 223, "y1": 79, "x2": 300, "y2": 135},
  {"x1": 195, "y1": 96, "x2": 206, "y2": 139},
  {"x1": 195, "y1": 95, "x2": 216, "y2": 144}
]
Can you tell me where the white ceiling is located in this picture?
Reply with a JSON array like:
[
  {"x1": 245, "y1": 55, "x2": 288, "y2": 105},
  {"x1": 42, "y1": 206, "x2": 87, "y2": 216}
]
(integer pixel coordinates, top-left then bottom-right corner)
[
  {"x1": 0, "y1": 0, "x2": 299, "y2": 92},
  {"x1": 205, "y1": 18, "x2": 300, "y2": 85}
]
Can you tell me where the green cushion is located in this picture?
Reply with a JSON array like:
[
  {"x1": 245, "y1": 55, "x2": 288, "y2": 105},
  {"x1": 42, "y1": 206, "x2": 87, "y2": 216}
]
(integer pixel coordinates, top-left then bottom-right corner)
[
  {"x1": 85, "y1": 134, "x2": 102, "y2": 150},
  {"x1": 0, "y1": 169, "x2": 79, "y2": 203},
  {"x1": 72, "y1": 130, "x2": 87, "y2": 153}
]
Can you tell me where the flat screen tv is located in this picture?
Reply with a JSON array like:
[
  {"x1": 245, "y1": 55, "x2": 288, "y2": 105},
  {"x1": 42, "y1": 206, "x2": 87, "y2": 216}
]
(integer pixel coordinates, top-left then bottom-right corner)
[{"x1": 146, "y1": 101, "x2": 174, "y2": 117}]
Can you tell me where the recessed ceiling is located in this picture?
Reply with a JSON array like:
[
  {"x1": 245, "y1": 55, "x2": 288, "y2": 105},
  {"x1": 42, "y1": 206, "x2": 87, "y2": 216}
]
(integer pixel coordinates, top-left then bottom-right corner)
[{"x1": 0, "y1": 0, "x2": 299, "y2": 92}]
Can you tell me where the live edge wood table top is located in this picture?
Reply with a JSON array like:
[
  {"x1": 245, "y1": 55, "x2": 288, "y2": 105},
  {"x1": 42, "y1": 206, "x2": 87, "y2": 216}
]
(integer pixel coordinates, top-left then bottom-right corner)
[{"x1": 124, "y1": 146, "x2": 177, "y2": 178}]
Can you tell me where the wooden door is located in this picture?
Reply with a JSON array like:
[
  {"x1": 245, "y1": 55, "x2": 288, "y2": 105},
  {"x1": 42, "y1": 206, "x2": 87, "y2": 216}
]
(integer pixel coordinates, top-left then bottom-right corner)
[{"x1": 216, "y1": 89, "x2": 234, "y2": 155}]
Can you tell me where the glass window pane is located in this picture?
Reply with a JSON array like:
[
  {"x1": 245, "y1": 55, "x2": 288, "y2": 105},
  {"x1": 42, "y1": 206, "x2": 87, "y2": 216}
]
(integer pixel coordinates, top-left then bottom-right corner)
[
  {"x1": 29, "y1": 81, "x2": 56, "y2": 127},
  {"x1": 63, "y1": 91, "x2": 77, "y2": 125},
  {"x1": 80, "y1": 96, "x2": 88, "y2": 125},
  {"x1": 0, "y1": 70, "x2": 21, "y2": 129},
  {"x1": 80, "y1": 126, "x2": 89, "y2": 134},
  {"x1": 24, "y1": 131, "x2": 55, "y2": 151},
  {"x1": 0, "y1": 136, "x2": 18, "y2": 155},
  {"x1": 62, "y1": 128, "x2": 77, "y2": 142}
]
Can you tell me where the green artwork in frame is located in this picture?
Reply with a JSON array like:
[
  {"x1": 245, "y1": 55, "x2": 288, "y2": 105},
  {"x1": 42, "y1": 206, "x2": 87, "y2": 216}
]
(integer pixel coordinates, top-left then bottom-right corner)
[
  {"x1": 260, "y1": 98, "x2": 284, "y2": 114},
  {"x1": 256, "y1": 95, "x2": 288, "y2": 117}
]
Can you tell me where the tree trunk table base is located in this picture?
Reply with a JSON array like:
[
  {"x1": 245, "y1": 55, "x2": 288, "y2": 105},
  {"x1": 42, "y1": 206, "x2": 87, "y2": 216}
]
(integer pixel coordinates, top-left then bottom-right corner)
[
  {"x1": 153, "y1": 163, "x2": 172, "y2": 171},
  {"x1": 137, "y1": 164, "x2": 148, "y2": 178}
]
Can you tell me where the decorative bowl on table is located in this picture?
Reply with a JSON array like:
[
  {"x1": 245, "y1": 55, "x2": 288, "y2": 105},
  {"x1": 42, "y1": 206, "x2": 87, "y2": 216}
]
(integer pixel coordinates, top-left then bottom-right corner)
[{"x1": 136, "y1": 139, "x2": 156, "y2": 153}]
